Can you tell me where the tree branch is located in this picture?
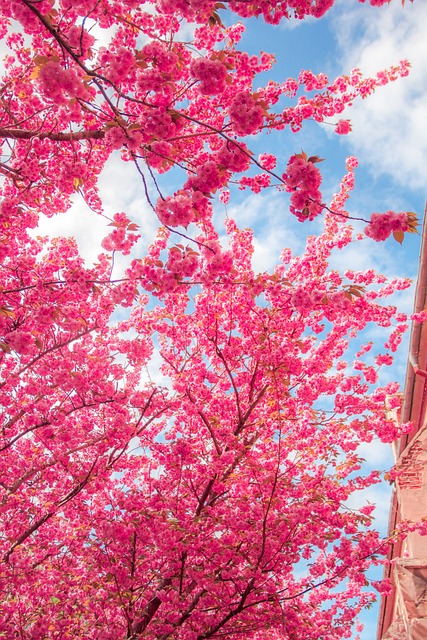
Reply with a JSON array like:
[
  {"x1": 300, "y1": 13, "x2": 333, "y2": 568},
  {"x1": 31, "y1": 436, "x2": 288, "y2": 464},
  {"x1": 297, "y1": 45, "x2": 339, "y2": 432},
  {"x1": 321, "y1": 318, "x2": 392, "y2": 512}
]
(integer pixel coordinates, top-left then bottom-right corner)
[{"x1": 0, "y1": 128, "x2": 105, "y2": 141}]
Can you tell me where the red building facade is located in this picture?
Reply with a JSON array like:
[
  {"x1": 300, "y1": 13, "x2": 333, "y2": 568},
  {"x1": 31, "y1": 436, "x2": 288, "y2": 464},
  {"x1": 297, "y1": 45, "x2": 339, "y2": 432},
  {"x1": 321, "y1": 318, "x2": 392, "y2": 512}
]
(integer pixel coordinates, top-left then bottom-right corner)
[{"x1": 377, "y1": 212, "x2": 427, "y2": 640}]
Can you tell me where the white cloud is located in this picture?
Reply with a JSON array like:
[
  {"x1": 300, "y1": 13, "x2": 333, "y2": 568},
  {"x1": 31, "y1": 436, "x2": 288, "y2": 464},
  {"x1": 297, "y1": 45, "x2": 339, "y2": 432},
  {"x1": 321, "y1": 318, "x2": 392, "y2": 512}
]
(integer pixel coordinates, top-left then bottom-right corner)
[
  {"x1": 279, "y1": 13, "x2": 317, "y2": 30},
  {"x1": 226, "y1": 190, "x2": 306, "y2": 272},
  {"x1": 357, "y1": 439, "x2": 394, "y2": 471},
  {"x1": 33, "y1": 198, "x2": 107, "y2": 266},
  {"x1": 332, "y1": 2, "x2": 427, "y2": 191},
  {"x1": 33, "y1": 153, "x2": 159, "y2": 275},
  {"x1": 346, "y1": 481, "x2": 393, "y2": 535}
]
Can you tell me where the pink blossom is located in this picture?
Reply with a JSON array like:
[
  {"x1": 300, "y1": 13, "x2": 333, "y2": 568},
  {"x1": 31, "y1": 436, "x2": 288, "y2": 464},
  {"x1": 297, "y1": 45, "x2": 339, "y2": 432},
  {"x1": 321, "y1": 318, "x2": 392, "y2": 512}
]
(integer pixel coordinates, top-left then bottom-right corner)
[
  {"x1": 258, "y1": 152, "x2": 277, "y2": 170},
  {"x1": 375, "y1": 354, "x2": 393, "y2": 366},
  {"x1": 228, "y1": 91, "x2": 264, "y2": 135},
  {"x1": 335, "y1": 119, "x2": 352, "y2": 135},
  {"x1": 283, "y1": 154, "x2": 324, "y2": 221},
  {"x1": 38, "y1": 60, "x2": 92, "y2": 104},
  {"x1": 156, "y1": 193, "x2": 195, "y2": 227},
  {"x1": 191, "y1": 57, "x2": 228, "y2": 95},
  {"x1": 5, "y1": 330, "x2": 35, "y2": 354},
  {"x1": 217, "y1": 141, "x2": 251, "y2": 172},
  {"x1": 364, "y1": 211, "x2": 410, "y2": 242},
  {"x1": 411, "y1": 310, "x2": 427, "y2": 323}
]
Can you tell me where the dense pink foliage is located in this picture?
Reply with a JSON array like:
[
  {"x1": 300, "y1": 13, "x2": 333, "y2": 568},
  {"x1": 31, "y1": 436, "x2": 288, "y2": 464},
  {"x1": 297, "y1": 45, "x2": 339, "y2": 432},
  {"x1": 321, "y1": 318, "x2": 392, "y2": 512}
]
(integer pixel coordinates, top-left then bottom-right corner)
[{"x1": 0, "y1": 0, "x2": 419, "y2": 638}]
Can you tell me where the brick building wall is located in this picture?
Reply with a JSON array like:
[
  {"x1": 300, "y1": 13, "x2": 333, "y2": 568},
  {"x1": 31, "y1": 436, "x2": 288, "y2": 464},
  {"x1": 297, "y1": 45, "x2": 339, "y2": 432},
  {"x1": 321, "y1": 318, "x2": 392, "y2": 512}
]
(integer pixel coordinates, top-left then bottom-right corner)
[{"x1": 377, "y1": 210, "x2": 427, "y2": 640}]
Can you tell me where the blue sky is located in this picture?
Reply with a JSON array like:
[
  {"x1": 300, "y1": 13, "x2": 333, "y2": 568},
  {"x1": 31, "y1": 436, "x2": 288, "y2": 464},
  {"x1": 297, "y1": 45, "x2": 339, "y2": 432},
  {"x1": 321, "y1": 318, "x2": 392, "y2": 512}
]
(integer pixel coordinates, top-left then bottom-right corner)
[{"x1": 18, "y1": 1, "x2": 427, "y2": 637}]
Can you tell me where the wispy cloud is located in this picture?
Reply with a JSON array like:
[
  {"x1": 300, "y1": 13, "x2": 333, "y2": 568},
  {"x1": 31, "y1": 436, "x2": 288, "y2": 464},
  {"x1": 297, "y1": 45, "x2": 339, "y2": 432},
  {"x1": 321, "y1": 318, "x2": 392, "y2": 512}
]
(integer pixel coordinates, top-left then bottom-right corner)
[
  {"x1": 34, "y1": 153, "x2": 159, "y2": 274},
  {"x1": 225, "y1": 190, "x2": 307, "y2": 272},
  {"x1": 331, "y1": 1, "x2": 427, "y2": 192}
]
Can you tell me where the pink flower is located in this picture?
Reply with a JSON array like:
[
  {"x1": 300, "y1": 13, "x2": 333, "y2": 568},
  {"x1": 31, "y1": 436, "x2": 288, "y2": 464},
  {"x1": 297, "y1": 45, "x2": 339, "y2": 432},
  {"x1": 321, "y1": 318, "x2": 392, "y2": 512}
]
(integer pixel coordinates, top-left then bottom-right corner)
[
  {"x1": 5, "y1": 330, "x2": 35, "y2": 354},
  {"x1": 217, "y1": 141, "x2": 251, "y2": 172},
  {"x1": 156, "y1": 193, "x2": 195, "y2": 227},
  {"x1": 364, "y1": 211, "x2": 409, "y2": 242},
  {"x1": 411, "y1": 310, "x2": 427, "y2": 323},
  {"x1": 101, "y1": 213, "x2": 140, "y2": 254},
  {"x1": 375, "y1": 354, "x2": 393, "y2": 366},
  {"x1": 335, "y1": 119, "x2": 352, "y2": 135},
  {"x1": 283, "y1": 154, "x2": 323, "y2": 221},
  {"x1": 228, "y1": 92, "x2": 264, "y2": 135},
  {"x1": 258, "y1": 153, "x2": 276, "y2": 170},
  {"x1": 185, "y1": 161, "x2": 226, "y2": 193},
  {"x1": 191, "y1": 57, "x2": 227, "y2": 95},
  {"x1": 38, "y1": 60, "x2": 92, "y2": 104}
]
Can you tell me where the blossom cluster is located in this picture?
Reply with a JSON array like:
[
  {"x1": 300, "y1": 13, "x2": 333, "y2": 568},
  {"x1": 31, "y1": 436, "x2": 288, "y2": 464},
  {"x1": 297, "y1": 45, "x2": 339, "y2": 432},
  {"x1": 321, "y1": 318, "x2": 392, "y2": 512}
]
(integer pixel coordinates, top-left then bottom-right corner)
[
  {"x1": 228, "y1": 91, "x2": 265, "y2": 135},
  {"x1": 217, "y1": 141, "x2": 251, "y2": 172},
  {"x1": 185, "y1": 160, "x2": 228, "y2": 193},
  {"x1": 37, "y1": 60, "x2": 93, "y2": 104},
  {"x1": 190, "y1": 57, "x2": 228, "y2": 95},
  {"x1": 166, "y1": 245, "x2": 199, "y2": 277},
  {"x1": 364, "y1": 211, "x2": 410, "y2": 242},
  {"x1": 155, "y1": 193, "x2": 192, "y2": 227},
  {"x1": 283, "y1": 154, "x2": 323, "y2": 221},
  {"x1": 335, "y1": 119, "x2": 352, "y2": 135},
  {"x1": 64, "y1": 25, "x2": 96, "y2": 59},
  {"x1": 101, "y1": 213, "x2": 140, "y2": 254},
  {"x1": 98, "y1": 46, "x2": 135, "y2": 84},
  {"x1": 4, "y1": 329, "x2": 35, "y2": 355}
]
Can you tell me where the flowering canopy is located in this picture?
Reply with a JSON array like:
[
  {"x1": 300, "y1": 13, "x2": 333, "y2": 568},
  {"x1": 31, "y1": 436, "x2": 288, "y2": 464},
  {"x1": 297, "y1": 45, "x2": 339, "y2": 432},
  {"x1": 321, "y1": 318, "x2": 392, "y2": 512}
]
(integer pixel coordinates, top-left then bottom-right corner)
[{"x1": 0, "y1": 0, "x2": 420, "y2": 638}]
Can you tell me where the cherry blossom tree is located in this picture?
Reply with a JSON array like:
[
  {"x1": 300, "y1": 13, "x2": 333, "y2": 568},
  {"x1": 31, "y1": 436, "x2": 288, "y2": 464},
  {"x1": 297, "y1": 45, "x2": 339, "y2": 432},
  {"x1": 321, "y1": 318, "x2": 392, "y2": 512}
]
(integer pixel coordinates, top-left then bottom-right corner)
[{"x1": 0, "y1": 0, "x2": 420, "y2": 638}]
